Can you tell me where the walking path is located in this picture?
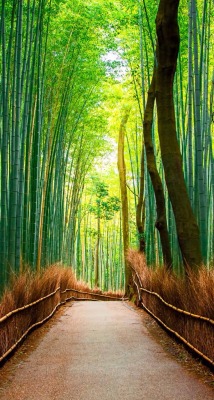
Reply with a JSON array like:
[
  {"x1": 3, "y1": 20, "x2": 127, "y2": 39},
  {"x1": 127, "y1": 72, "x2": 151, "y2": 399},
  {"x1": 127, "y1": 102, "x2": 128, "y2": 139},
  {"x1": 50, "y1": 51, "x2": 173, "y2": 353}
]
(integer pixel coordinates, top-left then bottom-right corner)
[{"x1": 0, "y1": 301, "x2": 213, "y2": 400}]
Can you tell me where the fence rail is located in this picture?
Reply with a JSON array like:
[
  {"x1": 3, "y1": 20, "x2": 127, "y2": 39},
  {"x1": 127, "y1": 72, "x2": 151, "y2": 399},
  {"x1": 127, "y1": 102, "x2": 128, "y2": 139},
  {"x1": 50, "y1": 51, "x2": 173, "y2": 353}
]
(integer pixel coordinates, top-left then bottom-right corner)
[
  {"x1": 63, "y1": 288, "x2": 128, "y2": 301},
  {"x1": 0, "y1": 302, "x2": 60, "y2": 363},
  {"x1": 131, "y1": 267, "x2": 214, "y2": 368},
  {"x1": 0, "y1": 288, "x2": 126, "y2": 364},
  {"x1": 140, "y1": 288, "x2": 214, "y2": 325},
  {"x1": 0, "y1": 288, "x2": 60, "y2": 324}
]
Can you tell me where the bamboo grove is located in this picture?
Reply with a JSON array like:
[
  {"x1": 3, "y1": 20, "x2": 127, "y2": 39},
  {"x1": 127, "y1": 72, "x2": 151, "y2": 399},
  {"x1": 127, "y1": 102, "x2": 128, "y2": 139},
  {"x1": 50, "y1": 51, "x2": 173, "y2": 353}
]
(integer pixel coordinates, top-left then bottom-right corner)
[{"x1": 0, "y1": 0, "x2": 213, "y2": 294}]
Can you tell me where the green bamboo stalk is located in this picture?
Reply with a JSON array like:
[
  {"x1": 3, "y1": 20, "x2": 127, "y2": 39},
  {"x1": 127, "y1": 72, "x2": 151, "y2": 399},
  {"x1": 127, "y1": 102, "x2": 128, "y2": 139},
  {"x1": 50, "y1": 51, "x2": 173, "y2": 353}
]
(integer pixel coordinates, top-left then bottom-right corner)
[
  {"x1": 187, "y1": 0, "x2": 194, "y2": 205},
  {"x1": 192, "y1": 0, "x2": 207, "y2": 259},
  {"x1": 0, "y1": 0, "x2": 11, "y2": 289},
  {"x1": 8, "y1": 0, "x2": 23, "y2": 272}
]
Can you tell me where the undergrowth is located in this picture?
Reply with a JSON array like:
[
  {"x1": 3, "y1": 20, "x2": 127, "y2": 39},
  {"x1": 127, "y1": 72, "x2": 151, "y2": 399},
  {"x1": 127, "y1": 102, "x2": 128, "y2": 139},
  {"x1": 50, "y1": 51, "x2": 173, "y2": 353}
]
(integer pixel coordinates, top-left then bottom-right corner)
[{"x1": 127, "y1": 249, "x2": 214, "y2": 365}]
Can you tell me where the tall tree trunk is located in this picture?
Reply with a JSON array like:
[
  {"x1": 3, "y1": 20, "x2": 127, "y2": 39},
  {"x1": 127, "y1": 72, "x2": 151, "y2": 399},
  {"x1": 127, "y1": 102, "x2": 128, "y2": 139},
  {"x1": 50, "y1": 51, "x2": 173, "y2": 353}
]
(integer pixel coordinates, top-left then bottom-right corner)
[
  {"x1": 155, "y1": 0, "x2": 202, "y2": 270},
  {"x1": 143, "y1": 74, "x2": 172, "y2": 269},
  {"x1": 136, "y1": 148, "x2": 146, "y2": 253},
  {"x1": 94, "y1": 216, "x2": 100, "y2": 287},
  {"x1": 118, "y1": 110, "x2": 132, "y2": 294}
]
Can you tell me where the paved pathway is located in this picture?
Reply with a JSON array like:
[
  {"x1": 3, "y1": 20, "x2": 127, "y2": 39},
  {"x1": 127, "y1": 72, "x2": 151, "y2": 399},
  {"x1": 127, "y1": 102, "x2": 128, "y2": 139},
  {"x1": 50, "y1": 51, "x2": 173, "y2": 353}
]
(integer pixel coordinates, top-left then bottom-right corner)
[{"x1": 0, "y1": 301, "x2": 213, "y2": 400}]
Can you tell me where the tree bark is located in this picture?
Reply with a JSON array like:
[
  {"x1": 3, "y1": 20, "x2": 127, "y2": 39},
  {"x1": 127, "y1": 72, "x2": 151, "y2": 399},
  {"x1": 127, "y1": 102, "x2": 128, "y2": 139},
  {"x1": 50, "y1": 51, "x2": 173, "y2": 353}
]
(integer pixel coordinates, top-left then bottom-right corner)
[
  {"x1": 155, "y1": 0, "x2": 202, "y2": 270},
  {"x1": 118, "y1": 110, "x2": 132, "y2": 293},
  {"x1": 136, "y1": 145, "x2": 146, "y2": 253},
  {"x1": 94, "y1": 216, "x2": 100, "y2": 287},
  {"x1": 143, "y1": 74, "x2": 172, "y2": 269}
]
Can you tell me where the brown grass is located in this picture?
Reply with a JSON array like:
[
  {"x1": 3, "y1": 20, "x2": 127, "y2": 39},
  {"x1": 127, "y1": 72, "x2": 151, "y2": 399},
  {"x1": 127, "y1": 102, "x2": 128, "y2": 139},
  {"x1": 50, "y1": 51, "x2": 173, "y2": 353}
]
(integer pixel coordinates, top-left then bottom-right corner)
[
  {"x1": 0, "y1": 265, "x2": 123, "y2": 363},
  {"x1": 127, "y1": 249, "x2": 214, "y2": 364}
]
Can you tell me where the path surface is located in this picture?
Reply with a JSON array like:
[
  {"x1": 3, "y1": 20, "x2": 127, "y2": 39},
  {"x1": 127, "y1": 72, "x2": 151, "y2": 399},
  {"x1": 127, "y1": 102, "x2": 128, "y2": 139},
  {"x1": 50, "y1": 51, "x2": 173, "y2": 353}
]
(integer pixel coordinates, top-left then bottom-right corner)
[{"x1": 0, "y1": 301, "x2": 213, "y2": 400}]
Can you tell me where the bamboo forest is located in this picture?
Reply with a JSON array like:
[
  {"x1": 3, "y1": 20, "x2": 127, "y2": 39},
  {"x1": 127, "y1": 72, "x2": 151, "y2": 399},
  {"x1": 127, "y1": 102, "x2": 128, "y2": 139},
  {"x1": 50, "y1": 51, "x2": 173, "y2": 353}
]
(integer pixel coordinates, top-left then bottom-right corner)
[
  {"x1": 0, "y1": 0, "x2": 213, "y2": 295},
  {"x1": 1, "y1": 0, "x2": 214, "y2": 389}
]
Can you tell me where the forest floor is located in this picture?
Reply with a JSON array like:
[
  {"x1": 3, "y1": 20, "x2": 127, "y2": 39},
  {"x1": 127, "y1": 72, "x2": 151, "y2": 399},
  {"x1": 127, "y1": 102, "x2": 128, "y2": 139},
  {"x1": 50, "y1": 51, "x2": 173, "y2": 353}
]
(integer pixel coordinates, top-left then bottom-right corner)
[{"x1": 0, "y1": 301, "x2": 213, "y2": 400}]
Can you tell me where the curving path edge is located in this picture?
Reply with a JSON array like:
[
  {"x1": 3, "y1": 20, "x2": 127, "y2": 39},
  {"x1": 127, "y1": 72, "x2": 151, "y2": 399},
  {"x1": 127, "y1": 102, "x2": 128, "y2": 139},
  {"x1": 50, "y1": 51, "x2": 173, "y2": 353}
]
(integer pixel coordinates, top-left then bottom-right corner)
[{"x1": 0, "y1": 301, "x2": 213, "y2": 400}]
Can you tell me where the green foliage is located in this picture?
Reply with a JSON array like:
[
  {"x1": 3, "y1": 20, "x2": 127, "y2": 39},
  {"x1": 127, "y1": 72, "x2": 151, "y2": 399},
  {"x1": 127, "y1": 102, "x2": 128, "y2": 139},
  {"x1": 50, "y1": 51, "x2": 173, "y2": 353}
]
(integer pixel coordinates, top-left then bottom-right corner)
[{"x1": 88, "y1": 180, "x2": 120, "y2": 220}]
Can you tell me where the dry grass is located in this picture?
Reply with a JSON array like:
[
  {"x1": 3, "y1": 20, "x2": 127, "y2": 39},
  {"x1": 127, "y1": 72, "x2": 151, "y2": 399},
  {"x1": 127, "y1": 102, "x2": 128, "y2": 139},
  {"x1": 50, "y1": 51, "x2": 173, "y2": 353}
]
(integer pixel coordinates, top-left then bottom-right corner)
[
  {"x1": 127, "y1": 249, "x2": 214, "y2": 364},
  {"x1": 0, "y1": 265, "x2": 122, "y2": 363}
]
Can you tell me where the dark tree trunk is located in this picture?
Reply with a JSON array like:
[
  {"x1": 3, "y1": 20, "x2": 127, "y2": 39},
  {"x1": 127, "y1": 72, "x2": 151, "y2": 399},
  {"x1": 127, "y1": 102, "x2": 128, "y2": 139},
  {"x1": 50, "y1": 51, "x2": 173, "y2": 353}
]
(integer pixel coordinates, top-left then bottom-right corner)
[
  {"x1": 136, "y1": 149, "x2": 146, "y2": 253},
  {"x1": 143, "y1": 74, "x2": 172, "y2": 269},
  {"x1": 155, "y1": 0, "x2": 202, "y2": 271}
]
